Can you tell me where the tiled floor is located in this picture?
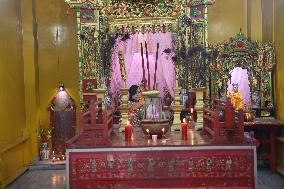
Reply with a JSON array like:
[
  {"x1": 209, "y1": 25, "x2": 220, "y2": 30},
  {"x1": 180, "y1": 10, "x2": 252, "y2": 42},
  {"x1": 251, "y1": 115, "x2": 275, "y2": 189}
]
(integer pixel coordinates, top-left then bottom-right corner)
[
  {"x1": 8, "y1": 167, "x2": 284, "y2": 189},
  {"x1": 8, "y1": 170, "x2": 66, "y2": 189}
]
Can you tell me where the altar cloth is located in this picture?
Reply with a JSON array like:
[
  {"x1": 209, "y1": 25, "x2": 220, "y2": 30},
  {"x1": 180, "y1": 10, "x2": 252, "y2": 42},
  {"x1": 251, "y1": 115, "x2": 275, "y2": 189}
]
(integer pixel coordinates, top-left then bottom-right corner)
[{"x1": 66, "y1": 130, "x2": 257, "y2": 189}]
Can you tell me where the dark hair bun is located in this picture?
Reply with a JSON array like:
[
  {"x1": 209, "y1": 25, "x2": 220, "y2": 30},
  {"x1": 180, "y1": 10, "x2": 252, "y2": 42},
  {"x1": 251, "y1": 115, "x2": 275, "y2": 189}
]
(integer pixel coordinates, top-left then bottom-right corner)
[{"x1": 128, "y1": 85, "x2": 139, "y2": 101}]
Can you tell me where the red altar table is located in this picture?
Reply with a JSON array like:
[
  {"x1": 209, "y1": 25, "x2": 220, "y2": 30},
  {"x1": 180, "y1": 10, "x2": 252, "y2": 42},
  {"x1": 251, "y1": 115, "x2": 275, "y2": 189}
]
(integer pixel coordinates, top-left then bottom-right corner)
[
  {"x1": 66, "y1": 129, "x2": 257, "y2": 189},
  {"x1": 244, "y1": 117, "x2": 284, "y2": 173}
]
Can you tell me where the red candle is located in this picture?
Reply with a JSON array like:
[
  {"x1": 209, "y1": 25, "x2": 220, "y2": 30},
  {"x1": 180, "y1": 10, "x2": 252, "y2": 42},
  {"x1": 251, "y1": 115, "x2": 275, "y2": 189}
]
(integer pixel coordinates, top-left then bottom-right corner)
[
  {"x1": 181, "y1": 118, "x2": 188, "y2": 140},
  {"x1": 125, "y1": 121, "x2": 132, "y2": 141}
]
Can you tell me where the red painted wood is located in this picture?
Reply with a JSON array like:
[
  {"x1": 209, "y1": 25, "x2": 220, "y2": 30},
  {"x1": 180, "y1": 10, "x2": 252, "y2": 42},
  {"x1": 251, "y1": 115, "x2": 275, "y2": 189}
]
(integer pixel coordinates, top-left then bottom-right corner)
[
  {"x1": 244, "y1": 118, "x2": 284, "y2": 173},
  {"x1": 68, "y1": 147, "x2": 255, "y2": 189},
  {"x1": 202, "y1": 98, "x2": 244, "y2": 143},
  {"x1": 67, "y1": 125, "x2": 257, "y2": 188},
  {"x1": 66, "y1": 100, "x2": 113, "y2": 147}
]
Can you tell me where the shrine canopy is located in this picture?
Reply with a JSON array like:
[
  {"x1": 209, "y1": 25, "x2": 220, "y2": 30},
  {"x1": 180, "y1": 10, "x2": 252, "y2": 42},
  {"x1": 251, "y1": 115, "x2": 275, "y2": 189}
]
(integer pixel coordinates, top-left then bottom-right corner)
[{"x1": 110, "y1": 32, "x2": 175, "y2": 99}]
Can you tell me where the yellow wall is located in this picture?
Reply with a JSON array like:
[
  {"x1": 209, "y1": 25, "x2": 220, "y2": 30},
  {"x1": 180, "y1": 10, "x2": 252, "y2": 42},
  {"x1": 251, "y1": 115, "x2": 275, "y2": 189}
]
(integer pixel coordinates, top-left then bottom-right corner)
[
  {"x1": 0, "y1": 0, "x2": 79, "y2": 186},
  {"x1": 247, "y1": 0, "x2": 262, "y2": 41},
  {"x1": 274, "y1": 0, "x2": 284, "y2": 175},
  {"x1": 0, "y1": 0, "x2": 30, "y2": 186},
  {"x1": 262, "y1": 0, "x2": 274, "y2": 43},
  {"x1": 208, "y1": 0, "x2": 248, "y2": 44},
  {"x1": 274, "y1": 0, "x2": 284, "y2": 119},
  {"x1": 36, "y1": 0, "x2": 79, "y2": 131}
]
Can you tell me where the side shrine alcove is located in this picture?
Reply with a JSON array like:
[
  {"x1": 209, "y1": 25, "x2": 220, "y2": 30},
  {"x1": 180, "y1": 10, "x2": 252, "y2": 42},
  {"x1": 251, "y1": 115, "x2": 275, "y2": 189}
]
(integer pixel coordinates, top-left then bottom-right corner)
[
  {"x1": 209, "y1": 31, "x2": 276, "y2": 117},
  {"x1": 49, "y1": 85, "x2": 76, "y2": 156}
]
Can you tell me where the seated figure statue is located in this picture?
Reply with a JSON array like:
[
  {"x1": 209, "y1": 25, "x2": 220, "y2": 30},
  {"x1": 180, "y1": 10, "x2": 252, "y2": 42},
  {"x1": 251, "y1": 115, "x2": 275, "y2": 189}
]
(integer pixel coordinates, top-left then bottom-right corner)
[{"x1": 228, "y1": 83, "x2": 244, "y2": 110}]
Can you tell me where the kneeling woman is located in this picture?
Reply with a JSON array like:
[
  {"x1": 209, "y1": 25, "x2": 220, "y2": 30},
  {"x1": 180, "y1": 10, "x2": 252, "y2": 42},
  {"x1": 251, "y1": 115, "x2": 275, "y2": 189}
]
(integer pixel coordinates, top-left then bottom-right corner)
[{"x1": 128, "y1": 85, "x2": 145, "y2": 127}]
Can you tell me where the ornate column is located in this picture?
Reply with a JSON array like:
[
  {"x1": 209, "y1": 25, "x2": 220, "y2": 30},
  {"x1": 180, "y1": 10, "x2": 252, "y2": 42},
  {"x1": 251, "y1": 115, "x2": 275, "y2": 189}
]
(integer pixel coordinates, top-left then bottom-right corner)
[
  {"x1": 93, "y1": 88, "x2": 106, "y2": 101},
  {"x1": 93, "y1": 88, "x2": 106, "y2": 110},
  {"x1": 191, "y1": 87, "x2": 206, "y2": 130},
  {"x1": 119, "y1": 88, "x2": 129, "y2": 132},
  {"x1": 171, "y1": 87, "x2": 183, "y2": 131}
]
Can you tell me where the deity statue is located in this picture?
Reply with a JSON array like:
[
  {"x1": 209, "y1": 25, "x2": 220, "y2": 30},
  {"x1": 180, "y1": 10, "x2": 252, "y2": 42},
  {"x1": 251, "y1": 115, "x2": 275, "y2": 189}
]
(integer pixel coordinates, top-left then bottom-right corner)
[{"x1": 228, "y1": 83, "x2": 244, "y2": 110}]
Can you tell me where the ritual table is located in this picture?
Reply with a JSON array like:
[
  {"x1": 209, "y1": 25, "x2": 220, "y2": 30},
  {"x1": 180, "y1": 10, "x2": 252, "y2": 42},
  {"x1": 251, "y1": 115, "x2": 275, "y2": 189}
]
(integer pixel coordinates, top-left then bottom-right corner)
[
  {"x1": 66, "y1": 129, "x2": 257, "y2": 189},
  {"x1": 244, "y1": 117, "x2": 284, "y2": 173}
]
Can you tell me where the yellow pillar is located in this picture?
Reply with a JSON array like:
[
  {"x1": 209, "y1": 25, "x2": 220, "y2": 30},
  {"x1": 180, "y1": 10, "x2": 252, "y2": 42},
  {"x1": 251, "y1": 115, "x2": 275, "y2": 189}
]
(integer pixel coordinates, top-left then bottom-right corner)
[
  {"x1": 274, "y1": 0, "x2": 284, "y2": 175},
  {"x1": 247, "y1": 0, "x2": 263, "y2": 41},
  {"x1": 21, "y1": 0, "x2": 40, "y2": 164}
]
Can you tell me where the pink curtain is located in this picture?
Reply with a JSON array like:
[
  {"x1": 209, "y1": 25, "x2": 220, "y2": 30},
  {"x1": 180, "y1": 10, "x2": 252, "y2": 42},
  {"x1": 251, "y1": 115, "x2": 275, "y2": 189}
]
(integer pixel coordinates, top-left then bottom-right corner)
[
  {"x1": 110, "y1": 32, "x2": 175, "y2": 101},
  {"x1": 227, "y1": 67, "x2": 251, "y2": 106}
]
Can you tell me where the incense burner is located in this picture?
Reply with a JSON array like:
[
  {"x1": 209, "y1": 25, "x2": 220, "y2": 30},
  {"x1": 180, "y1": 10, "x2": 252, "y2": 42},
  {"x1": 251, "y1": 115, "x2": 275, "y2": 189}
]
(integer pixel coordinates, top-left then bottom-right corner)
[{"x1": 141, "y1": 119, "x2": 170, "y2": 138}]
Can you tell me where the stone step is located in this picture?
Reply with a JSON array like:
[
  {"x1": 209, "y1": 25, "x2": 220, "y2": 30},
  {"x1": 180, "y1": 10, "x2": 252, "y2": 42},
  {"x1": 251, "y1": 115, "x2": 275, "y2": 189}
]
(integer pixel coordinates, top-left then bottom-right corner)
[{"x1": 29, "y1": 160, "x2": 65, "y2": 170}]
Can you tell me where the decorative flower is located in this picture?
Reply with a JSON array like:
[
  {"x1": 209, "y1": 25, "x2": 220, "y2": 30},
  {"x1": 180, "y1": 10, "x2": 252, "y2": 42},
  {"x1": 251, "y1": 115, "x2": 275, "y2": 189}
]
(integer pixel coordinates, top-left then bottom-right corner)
[
  {"x1": 118, "y1": 3, "x2": 126, "y2": 14},
  {"x1": 38, "y1": 126, "x2": 52, "y2": 144}
]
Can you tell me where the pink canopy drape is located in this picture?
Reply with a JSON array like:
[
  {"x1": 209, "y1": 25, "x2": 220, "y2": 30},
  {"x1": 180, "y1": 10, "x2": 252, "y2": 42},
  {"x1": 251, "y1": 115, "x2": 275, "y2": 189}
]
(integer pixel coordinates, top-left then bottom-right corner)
[
  {"x1": 227, "y1": 67, "x2": 251, "y2": 106},
  {"x1": 110, "y1": 32, "x2": 175, "y2": 101}
]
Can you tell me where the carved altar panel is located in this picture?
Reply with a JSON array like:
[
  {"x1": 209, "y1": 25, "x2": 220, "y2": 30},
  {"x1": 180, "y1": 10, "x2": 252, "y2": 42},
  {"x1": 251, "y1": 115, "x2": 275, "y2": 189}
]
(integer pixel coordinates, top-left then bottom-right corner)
[{"x1": 67, "y1": 146, "x2": 256, "y2": 188}]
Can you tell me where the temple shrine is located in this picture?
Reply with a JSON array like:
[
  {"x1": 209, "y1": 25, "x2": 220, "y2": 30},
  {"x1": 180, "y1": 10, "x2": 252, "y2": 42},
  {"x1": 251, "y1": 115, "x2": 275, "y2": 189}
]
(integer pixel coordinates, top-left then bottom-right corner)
[{"x1": 1, "y1": 0, "x2": 284, "y2": 189}]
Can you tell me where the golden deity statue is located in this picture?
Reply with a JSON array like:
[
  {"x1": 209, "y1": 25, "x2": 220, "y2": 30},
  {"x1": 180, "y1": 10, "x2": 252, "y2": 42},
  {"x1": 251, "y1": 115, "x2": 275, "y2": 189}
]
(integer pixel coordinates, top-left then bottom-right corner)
[{"x1": 228, "y1": 83, "x2": 244, "y2": 110}]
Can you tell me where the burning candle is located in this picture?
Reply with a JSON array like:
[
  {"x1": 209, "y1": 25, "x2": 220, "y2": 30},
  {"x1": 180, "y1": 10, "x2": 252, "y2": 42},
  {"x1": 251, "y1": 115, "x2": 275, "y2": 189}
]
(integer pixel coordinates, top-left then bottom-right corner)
[
  {"x1": 125, "y1": 121, "x2": 132, "y2": 141},
  {"x1": 162, "y1": 128, "x2": 165, "y2": 136},
  {"x1": 130, "y1": 113, "x2": 133, "y2": 121},
  {"x1": 190, "y1": 108, "x2": 194, "y2": 114},
  {"x1": 52, "y1": 151, "x2": 55, "y2": 155},
  {"x1": 146, "y1": 129, "x2": 150, "y2": 137},
  {"x1": 181, "y1": 118, "x2": 188, "y2": 140}
]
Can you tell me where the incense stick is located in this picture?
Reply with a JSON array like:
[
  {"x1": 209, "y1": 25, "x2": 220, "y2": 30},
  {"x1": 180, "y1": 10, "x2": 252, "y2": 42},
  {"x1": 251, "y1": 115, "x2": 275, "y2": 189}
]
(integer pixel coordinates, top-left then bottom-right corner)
[
  {"x1": 153, "y1": 43, "x2": 159, "y2": 89},
  {"x1": 145, "y1": 41, "x2": 150, "y2": 90},
  {"x1": 140, "y1": 43, "x2": 146, "y2": 83}
]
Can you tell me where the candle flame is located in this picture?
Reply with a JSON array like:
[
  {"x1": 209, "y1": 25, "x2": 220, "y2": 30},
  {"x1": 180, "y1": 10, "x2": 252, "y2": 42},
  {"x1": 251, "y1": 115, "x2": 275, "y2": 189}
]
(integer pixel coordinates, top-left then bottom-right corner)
[
  {"x1": 162, "y1": 128, "x2": 165, "y2": 132},
  {"x1": 183, "y1": 118, "x2": 186, "y2": 123},
  {"x1": 191, "y1": 108, "x2": 193, "y2": 113},
  {"x1": 146, "y1": 129, "x2": 149, "y2": 132},
  {"x1": 127, "y1": 120, "x2": 130, "y2": 125}
]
